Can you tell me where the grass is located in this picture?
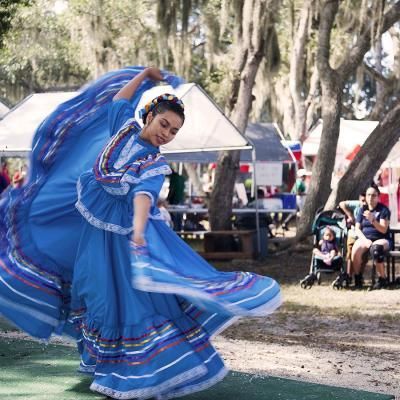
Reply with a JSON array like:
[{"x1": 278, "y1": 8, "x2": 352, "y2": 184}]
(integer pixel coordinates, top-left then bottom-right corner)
[
  {"x1": 0, "y1": 335, "x2": 394, "y2": 400},
  {"x1": 0, "y1": 337, "x2": 103, "y2": 400}
]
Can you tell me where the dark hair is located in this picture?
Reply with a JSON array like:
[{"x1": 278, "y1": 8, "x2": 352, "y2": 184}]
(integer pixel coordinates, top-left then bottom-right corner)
[
  {"x1": 257, "y1": 188, "x2": 265, "y2": 198},
  {"x1": 142, "y1": 101, "x2": 185, "y2": 125},
  {"x1": 367, "y1": 183, "x2": 380, "y2": 195}
]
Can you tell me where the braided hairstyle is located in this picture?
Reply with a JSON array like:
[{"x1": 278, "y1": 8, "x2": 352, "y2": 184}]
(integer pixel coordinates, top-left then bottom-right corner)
[{"x1": 139, "y1": 94, "x2": 185, "y2": 125}]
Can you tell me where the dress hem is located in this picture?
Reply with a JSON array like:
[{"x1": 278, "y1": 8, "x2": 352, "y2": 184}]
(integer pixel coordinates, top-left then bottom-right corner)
[
  {"x1": 160, "y1": 366, "x2": 229, "y2": 399},
  {"x1": 132, "y1": 275, "x2": 282, "y2": 318},
  {"x1": 89, "y1": 364, "x2": 207, "y2": 399}
]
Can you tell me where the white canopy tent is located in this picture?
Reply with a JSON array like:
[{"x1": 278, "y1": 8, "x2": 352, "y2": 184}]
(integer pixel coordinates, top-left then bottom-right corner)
[
  {"x1": 0, "y1": 87, "x2": 271, "y2": 255},
  {"x1": 0, "y1": 85, "x2": 251, "y2": 156},
  {"x1": 303, "y1": 119, "x2": 379, "y2": 169},
  {"x1": 0, "y1": 92, "x2": 78, "y2": 156},
  {"x1": 303, "y1": 118, "x2": 400, "y2": 225}
]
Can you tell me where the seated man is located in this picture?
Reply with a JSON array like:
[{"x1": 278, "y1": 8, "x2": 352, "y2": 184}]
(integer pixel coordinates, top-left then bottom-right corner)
[{"x1": 351, "y1": 185, "x2": 390, "y2": 289}]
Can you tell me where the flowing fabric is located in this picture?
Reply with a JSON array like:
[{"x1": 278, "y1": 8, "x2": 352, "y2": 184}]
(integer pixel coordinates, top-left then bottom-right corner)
[{"x1": 0, "y1": 67, "x2": 281, "y2": 399}]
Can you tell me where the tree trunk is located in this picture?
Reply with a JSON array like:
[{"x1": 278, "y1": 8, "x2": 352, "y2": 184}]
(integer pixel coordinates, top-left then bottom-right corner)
[
  {"x1": 288, "y1": 0, "x2": 311, "y2": 140},
  {"x1": 296, "y1": 0, "x2": 341, "y2": 240},
  {"x1": 326, "y1": 100, "x2": 400, "y2": 208},
  {"x1": 297, "y1": 77, "x2": 342, "y2": 238},
  {"x1": 369, "y1": 39, "x2": 387, "y2": 120},
  {"x1": 296, "y1": 0, "x2": 400, "y2": 240},
  {"x1": 209, "y1": 0, "x2": 277, "y2": 231}
]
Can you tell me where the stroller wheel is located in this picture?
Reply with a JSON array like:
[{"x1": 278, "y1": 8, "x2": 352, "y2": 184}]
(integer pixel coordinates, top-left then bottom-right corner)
[
  {"x1": 300, "y1": 280, "x2": 312, "y2": 289},
  {"x1": 316, "y1": 272, "x2": 321, "y2": 285},
  {"x1": 300, "y1": 275, "x2": 315, "y2": 289},
  {"x1": 331, "y1": 277, "x2": 342, "y2": 290}
]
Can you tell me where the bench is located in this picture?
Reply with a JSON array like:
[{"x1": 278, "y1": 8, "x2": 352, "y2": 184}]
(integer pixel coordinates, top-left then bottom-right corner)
[
  {"x1": 387, "y1": 250, "x2": 399, "y2": 283},
  {"x1": 198, "y1": 230, "x2": 256, "y2": 260},
  {"x1": 386, "y1": 229, "x2": 400, "y2": 283}
]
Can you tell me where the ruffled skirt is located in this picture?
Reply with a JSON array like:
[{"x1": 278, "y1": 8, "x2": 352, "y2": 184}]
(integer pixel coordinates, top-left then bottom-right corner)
[{"x1": 0, "y1": 67, "x2": 281, "y2": 399}]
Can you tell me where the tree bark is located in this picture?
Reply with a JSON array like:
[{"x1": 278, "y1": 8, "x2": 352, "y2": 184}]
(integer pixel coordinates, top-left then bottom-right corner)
[
  {"x1": 209, "y1": 0, "x2": 277, "y2": 230},
  {"x1": 296, "y1": 0, "x2": 340, "y2": 239},
  {"x1": 326, "y1": 100, "x2": 400, "y2": 208},
  {"x1": 288, "y1": 0, "x2": 311, "y2": 140},
  {"x1": 184, "y1": 164, "x2": 206, "y2": 197},
  {"x1": 296, "y1": 0, "x2": 400, "y2": 240}
]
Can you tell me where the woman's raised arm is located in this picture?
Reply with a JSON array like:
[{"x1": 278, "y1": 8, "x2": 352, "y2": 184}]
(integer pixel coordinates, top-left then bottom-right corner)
[{"x1": 113, "y1": 67, "x2": 164, "y2": 101}]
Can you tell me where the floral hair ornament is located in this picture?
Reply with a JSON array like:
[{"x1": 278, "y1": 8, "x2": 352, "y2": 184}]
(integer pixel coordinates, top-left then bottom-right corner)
[{"x1": 138, "y1": 93, "x2": 184, "y2": 123}]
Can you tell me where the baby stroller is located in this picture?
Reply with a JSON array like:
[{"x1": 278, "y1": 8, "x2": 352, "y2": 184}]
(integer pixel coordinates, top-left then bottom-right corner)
[{"x1": 300, "y1": 209, "x2": 349, "y2": 289}]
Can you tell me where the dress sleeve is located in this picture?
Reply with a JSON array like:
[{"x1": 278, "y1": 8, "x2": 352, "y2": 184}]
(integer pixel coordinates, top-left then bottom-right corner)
[
  {"x1": 109, "y1": 99, "x2": 136, "y2": 137},
  {"x1": 122, "y1": 154, "x2": 172, "y2": 206},
  {"x1": 132, "y1": 174, "x2": 166, "y2": 206}
]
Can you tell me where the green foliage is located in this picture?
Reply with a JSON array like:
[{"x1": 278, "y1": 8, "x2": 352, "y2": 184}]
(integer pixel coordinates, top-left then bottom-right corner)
[
  {"x1": 1, "y1": 0, "x2": 398, "y2": 124},
  {"x1": 0, "y1": 1, "x2": 89, "y2": 104},
  {"x1": 0, "y1": 0, "x2": 31, "y2": 48}
]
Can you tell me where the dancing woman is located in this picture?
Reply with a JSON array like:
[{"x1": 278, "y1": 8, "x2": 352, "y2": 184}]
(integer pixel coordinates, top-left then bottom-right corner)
[{"x1": 0, "y1": 66, "x2": 281, "y2": 399}]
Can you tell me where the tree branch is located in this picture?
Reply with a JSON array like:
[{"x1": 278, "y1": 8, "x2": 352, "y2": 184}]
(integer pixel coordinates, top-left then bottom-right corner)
[
  {"x1": 317, "y1": 0, "x2": 339, "y2": 82},
  {"x1": 338, "y1": 2, "x2": 400, "y2": 79}
]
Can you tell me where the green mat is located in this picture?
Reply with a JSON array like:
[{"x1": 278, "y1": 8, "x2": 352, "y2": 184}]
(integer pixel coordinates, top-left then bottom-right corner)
[{"x1": 0, "y1": 336, "x2": 394, "y2": 400}]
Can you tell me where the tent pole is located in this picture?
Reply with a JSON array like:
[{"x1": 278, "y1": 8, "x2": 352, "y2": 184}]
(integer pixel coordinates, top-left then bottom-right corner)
[{"x1": 252, "y1": 148, "x2": 261, "y2": 258}]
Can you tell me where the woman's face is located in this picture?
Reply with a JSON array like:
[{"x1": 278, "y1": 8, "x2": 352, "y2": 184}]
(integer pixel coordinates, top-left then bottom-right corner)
[
  {"x1": 142, "y1": 110, "x2": 183, "y2": 147},
  {"x1": 366, "y1": 188, "x2": 379, "y2": 209}
]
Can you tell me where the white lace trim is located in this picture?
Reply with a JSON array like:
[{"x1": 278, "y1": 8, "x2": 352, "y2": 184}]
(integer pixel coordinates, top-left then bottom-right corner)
[
  {"x1": 102, "y1": 183, "x2": 130, "y2": 196},
  {"x1": 75, "y1": 179, "x2": 133, "y2": 234},
  {"x1": 149, "y1": 212, "x2": 165, "y2": 220},
  {"x1": 90, "y1": 364, "x2": 207, "y2": 400},
  {"x1": 121, "y1": 164, "x2": 172, "y2": 185},
  {"x1": 161, "y1": 366, "x2": 229, "y2": 400},
  {"x1": 114, "y1": 137, "x2": 143, "y2": 169},
  {"x1": 134, "y1": 191, "x2": 155, "y2": 206}
]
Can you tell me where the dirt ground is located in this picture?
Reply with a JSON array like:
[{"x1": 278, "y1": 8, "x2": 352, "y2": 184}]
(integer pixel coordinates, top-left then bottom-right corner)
[
  {"x1": 1, "y1": 242, "x2": 399, "y2": 398},
  {"x1": 214, "y1": 244, "x2": 400, "y2": 398}
]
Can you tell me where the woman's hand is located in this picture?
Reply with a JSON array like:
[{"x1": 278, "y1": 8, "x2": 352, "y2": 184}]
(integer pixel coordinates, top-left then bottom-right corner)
[
  {"x1": 132, "y1": 232, "x2": 146, "y2": 247},
  {"x1": 363, "y1": 210, "x2": 375, "y2": 223},
  {"x1": 114, "y1": 67, "x2": 163, "y2": 101},
  {"x1": 144, "y1": 67, "x2": 164, "y2": 81}
]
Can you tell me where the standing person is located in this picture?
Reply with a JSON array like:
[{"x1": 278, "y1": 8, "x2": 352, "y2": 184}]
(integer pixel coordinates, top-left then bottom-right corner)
[
  {"x1": 282, "y1": 168, "x2": 307, "y2": 230},
  {"x1": 167, "y1": 168, "x2": 186, "y2": 230},
  {"x1": 0, "y1": 67, "x2": 281, "y2": 399},
  {"x1": 292, "y1": 168, "x2": 307, "y2": 212},
  {"x1": 351, "y1": 185, "x2": 390, "y2": 289}
]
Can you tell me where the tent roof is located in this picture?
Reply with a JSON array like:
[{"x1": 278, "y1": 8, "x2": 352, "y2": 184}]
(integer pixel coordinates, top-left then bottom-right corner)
[
  {"x1": 0, "y1": 85, "x2": 251, "y2": 156},
  {"x1": 384, "y1": 139, "x2": 400, "y2": 167},
  {"x1": 0, "y1": 92, "x2": 77, "y2": 156},
  {"x1": 303, "y1": 119, "x2": 379, "y2": 157},
  {"x1": 135, "y1": 83, "x2": 250, "y2": 153},
  {"x1": 165, "y1": 122, "x2": 294, "y2": 163}
]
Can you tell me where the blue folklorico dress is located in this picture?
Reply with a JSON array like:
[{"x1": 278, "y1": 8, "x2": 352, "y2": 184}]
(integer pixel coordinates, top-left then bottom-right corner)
[{"x1": 0, "y1": 67, "x2": 281, "y2": 399}]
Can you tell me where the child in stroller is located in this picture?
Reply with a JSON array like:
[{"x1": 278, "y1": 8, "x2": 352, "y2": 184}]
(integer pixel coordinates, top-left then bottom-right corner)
[
  {"x1": 313, "y1": 227, "x2": 338, "y2": 266},
  {"x1": 300, "y1": 209, "x2": 348, "y2": 289}
]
